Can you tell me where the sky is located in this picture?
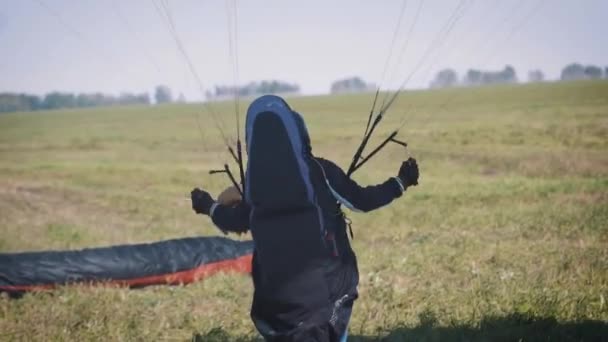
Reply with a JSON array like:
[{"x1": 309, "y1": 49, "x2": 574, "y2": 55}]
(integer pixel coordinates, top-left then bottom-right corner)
[{"x1": 0, "y1": 0, "x2": 606, "y2": 101}]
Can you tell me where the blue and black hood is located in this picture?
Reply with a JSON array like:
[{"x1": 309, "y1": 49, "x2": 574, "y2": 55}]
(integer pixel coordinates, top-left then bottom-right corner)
[
  {"x1": 244, "y1": 95, "x2": 328, "y2": 280},
  {"x1": 245, "y1": 95, "x2": 315, "y2": 211}
]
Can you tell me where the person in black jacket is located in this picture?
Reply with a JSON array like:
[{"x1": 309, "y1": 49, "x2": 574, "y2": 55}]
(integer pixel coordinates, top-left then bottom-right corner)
[{"x1": 191, "y1": 95, "x2": 419, "y2": 342}]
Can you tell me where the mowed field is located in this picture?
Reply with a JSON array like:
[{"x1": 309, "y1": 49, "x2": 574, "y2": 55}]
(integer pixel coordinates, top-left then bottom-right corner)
[{"x1": 1, "y1": 81, "x2": 607, "y2": 341}]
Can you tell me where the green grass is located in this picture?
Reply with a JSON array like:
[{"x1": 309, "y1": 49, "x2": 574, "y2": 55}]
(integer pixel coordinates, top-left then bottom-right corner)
[{"x1": 1, "y1": 80, "x2": 607, "y2": 341}]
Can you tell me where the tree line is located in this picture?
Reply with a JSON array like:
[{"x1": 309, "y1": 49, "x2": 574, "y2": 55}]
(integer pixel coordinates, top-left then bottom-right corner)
[
  {"x1": 0, "y1": 80, "x2": 300, "y2": 114},
  {"x1": 0, "y1": 85, "x2": 183, "y2": 114},
  {"x1": 0, "y1": 79, "x2": 318, "y2": 113},
  {"x1": 2, "y1": 64, "x2": 606, "y2": 113},
  {"x1": 429, "y1": 63, "x2": 607, "y2": 89},
  {"x1": 329, "y1": 62, "x2": 607, "y2": 94},
  {"x1": 0, "y1": 92, "x2": 152, "y2": 113},
  {"x1": 560, "y1": 63, "x2": 605, "y2": 81},
  {"x1": 206, "y1": 80, "x2": 300, "y2": 100}
]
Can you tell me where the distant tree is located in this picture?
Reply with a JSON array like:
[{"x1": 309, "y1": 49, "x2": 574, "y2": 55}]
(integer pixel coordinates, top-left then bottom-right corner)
[
  {"x1": 462, "y1": 66, "x2": 518, "y2": 86},
  {"x1": 0, "y1": 93, "x2": 42, "y2": 113},
  {"x1": 561, "y1": 63, "x2": 605, "y2": 81},
  {"x1": 584, "y1": 65, "x2": 603, "y2": 79},
  {"x1": 177, "y1": 93, "x2": 186, "y2": 103},
  {"x1": 209, "y1": 80, "x2": 300, "y2": 99},
  {"x1": 252, "y1": 80, "x2": 299, "y2": 96},
  {"x1": 430, "y1": 69, "x2": 458, "y2": 89},
  {"x1": 76, "y1": 93, "x2": 102, "y2": 107},
  {"x1": 561, "y1": 63, "x2": 586, "y2": 81},
  {"x1": 503, "y1": 65, "x2": 518, "y2": 83},
  {"x1": 0, "y1": 90, "x2": 151, "y2": 113},
  {"x1": 137, "y1": 93, "x2": 151, "y2": 105},
  {"x1": 116, "y1": 92, "x2": 149, "y2": 106},
  {"x1": 258, "y1": 80, "x2": 284, "y2": 95},
  {"x1": 464, "y1": 69, "x2": 482, "y2": 86},
  {"x1": 43, "y1": 92, "x2": 76, "y2": 110},
  {"x1": 605, "y1": 67, "x2": 608, "y2": 79},
  {"x1": 528, "y1": 69, "x2": 545, "y2": 83},
  {"x1": 330, "y1": 77, "x2": 372, "y2": 94},
  {"x1": 0, "y1": 94, "x2": 19, "y2": 113},
  {"x1": 24, "y1": 94, "x2": 42, "y2": 111},
  {"x1": 154, "y1": 85, "x2": 173, "y2": 104}
]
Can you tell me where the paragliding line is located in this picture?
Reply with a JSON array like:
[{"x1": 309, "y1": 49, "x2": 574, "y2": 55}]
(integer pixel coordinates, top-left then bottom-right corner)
[
  {"x1": 210, "y1": 164, "x2": 242, "y2": 196},
  {"x1": 349, "y1": 0, "x2": 469, "y2": 179},
  {"x1": 366, "y1": 0, "x2": 409, "y2": 136},
  {"x1": 351, "y1": 130, "x2": 408, "y2": 174}
]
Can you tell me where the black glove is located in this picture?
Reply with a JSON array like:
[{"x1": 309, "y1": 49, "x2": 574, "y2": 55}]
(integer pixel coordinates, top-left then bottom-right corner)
[
  {"x1": 398, "y1": 158, "x2": 419, "y2": 188},
  {"x1": 191, "y1": 188, "x2": 215, "y2": 215}
]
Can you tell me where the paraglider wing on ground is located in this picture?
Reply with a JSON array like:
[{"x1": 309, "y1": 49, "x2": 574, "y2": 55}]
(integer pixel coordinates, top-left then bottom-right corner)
[{"x1": 0, "y1": 236, "x2": 253, "y2": 293}]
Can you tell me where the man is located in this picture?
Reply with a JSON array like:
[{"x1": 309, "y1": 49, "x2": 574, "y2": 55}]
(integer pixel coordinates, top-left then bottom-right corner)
[{"x1": 191, "y1": 95, "x2": 419, "y2": 341}]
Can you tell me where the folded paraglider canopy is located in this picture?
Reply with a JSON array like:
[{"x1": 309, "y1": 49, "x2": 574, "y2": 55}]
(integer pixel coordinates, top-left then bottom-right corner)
[{"x1": 0, "y1": 236, "x2": 253, "y2": 294}]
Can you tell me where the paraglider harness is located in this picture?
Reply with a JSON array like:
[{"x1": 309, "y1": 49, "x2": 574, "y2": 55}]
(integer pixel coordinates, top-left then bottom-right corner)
[{"x1": 209, "y1": 94, "x2": 408, "y2": 244}]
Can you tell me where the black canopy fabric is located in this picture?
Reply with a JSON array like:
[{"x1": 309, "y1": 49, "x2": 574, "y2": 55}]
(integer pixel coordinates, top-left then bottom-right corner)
[{"x1": 0, "y1": 236, "x2": 253, "y2": 293}]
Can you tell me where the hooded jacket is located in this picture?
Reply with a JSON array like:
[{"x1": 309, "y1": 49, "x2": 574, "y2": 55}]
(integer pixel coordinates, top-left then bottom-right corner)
[{"x1": 210, "y1": 95, "x2": 404, "y2": 340}]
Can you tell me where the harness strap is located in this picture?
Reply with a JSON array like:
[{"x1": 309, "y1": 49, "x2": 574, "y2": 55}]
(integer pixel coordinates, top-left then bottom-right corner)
[{"x1": 312, "y1": 158, "x2": 355, "y2": 241}]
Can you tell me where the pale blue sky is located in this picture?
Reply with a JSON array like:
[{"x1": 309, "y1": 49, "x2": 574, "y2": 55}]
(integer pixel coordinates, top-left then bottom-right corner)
[{"x1": 1, "y1": 0, "x2": 606, "y2": 100}]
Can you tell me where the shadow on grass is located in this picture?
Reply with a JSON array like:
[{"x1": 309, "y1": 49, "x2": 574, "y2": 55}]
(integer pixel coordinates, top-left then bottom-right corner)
[
  {"x1": 350, "y1": 312, "x2": 608, "y2": 342},
  {"x1": 192, "y1": 313, "x2": 608, "y2": 342}
]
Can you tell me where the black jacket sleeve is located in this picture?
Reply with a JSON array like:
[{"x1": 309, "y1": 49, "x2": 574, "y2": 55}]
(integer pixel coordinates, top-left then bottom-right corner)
[
  {"x1": 210, "y1": 202, "x2": 250, "y2": 234},
  {"x1": 315, "y1": 157, "x2": 404, "y2": 212}
]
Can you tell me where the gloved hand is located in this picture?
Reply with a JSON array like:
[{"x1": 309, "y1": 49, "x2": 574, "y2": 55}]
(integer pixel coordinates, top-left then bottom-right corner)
[
  {"x1": 398, "y1": 157, "x2": 419, "y2": 188},
  {"x1": 191, "y1": 188, "x2": 215, "y2": 215}
]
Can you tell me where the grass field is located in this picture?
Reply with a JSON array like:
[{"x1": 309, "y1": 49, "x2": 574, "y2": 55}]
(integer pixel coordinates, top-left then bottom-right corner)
[{"x1": 1, "y1": 80, "x2": 607, "y2": 341}]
